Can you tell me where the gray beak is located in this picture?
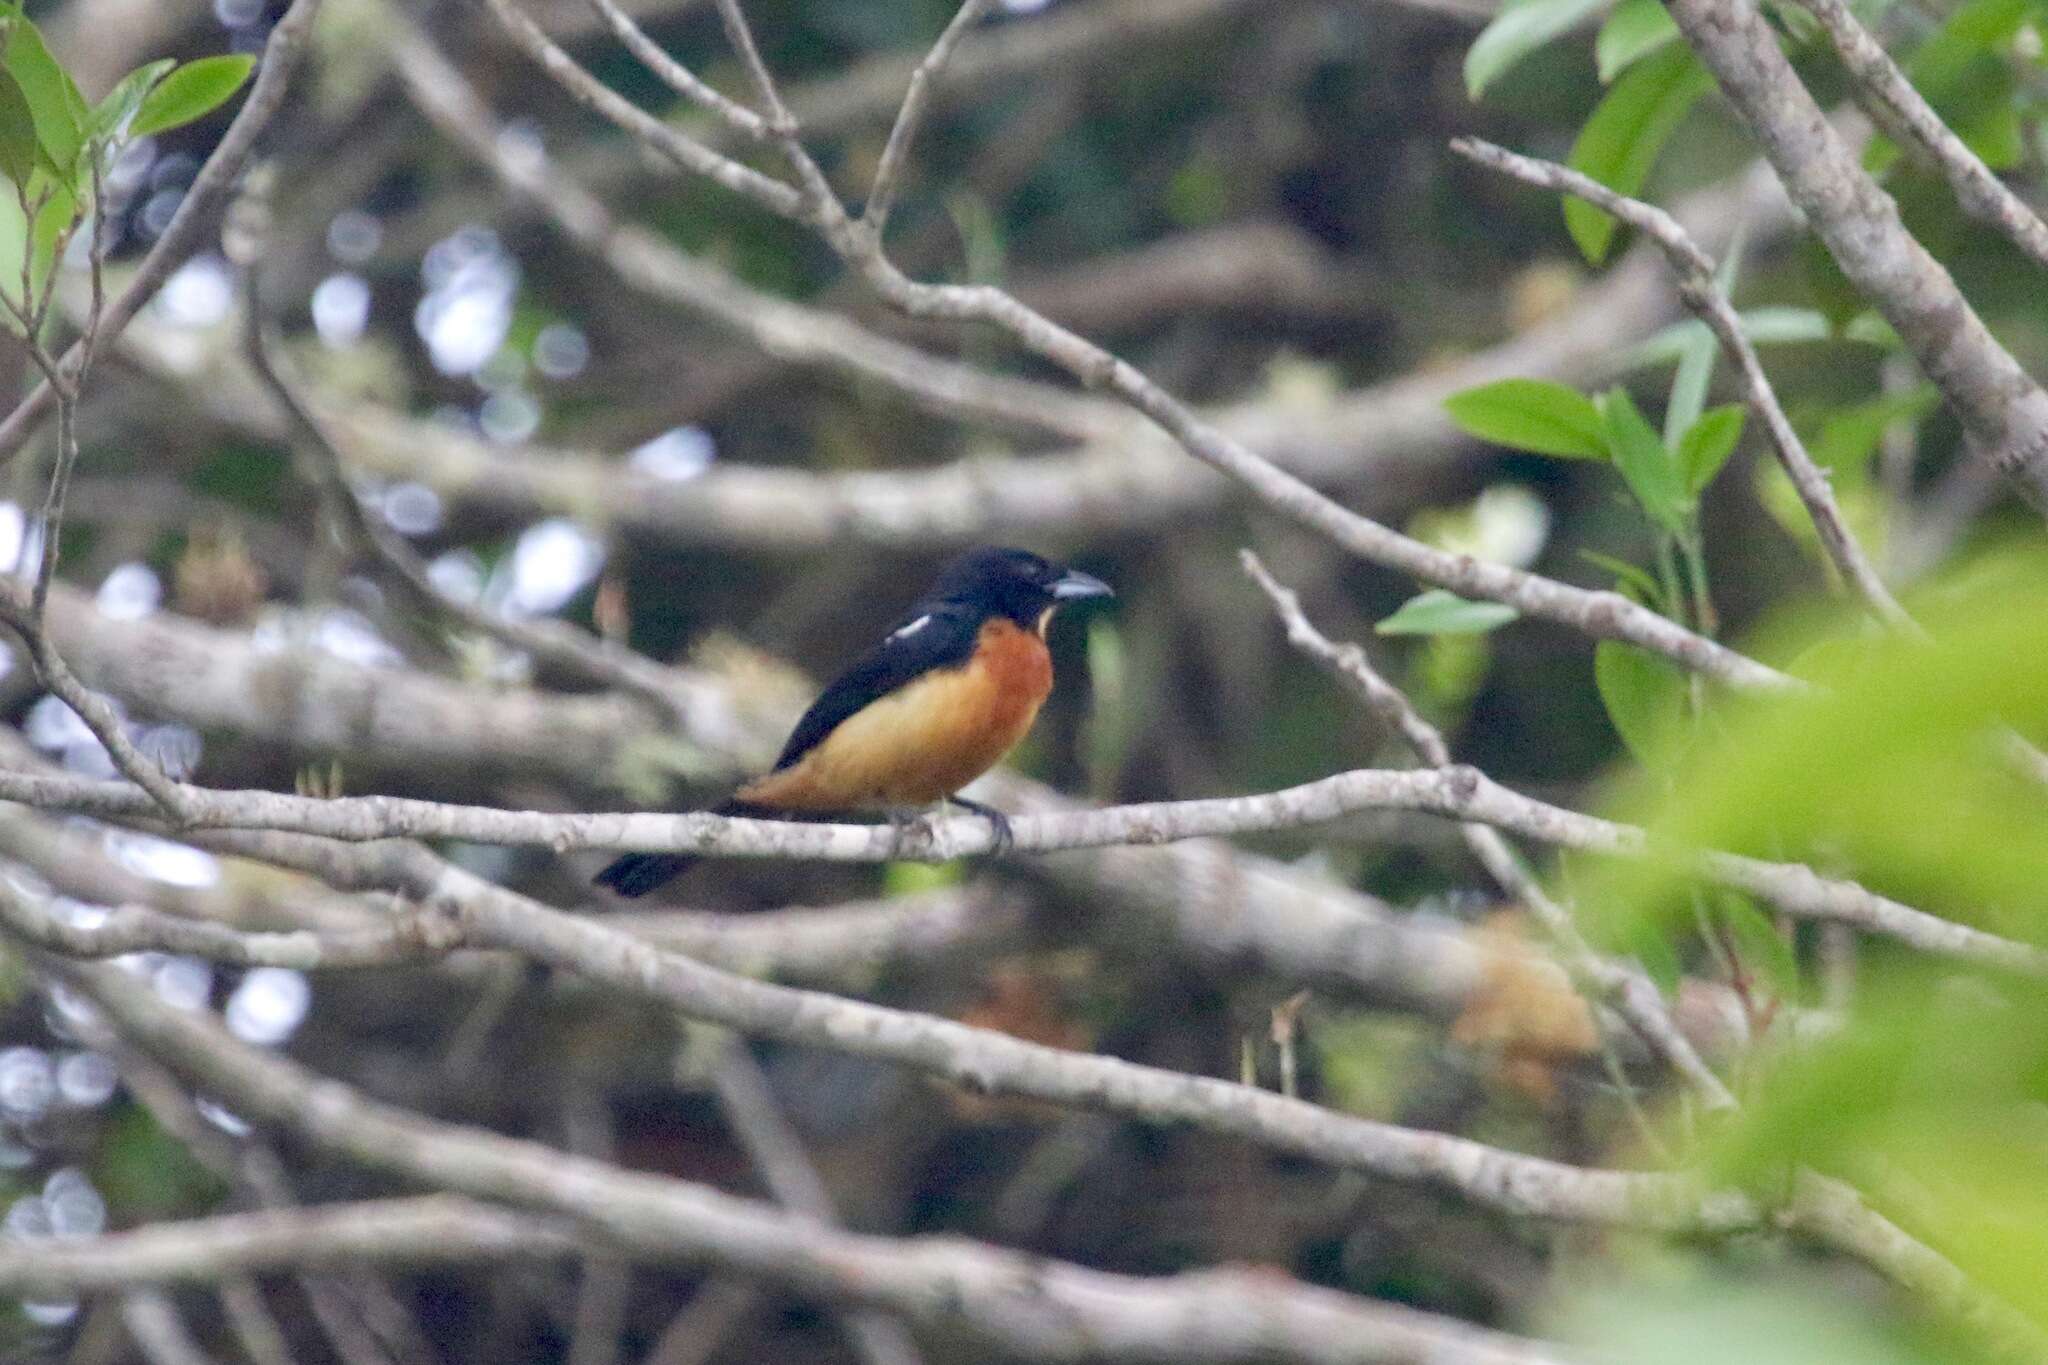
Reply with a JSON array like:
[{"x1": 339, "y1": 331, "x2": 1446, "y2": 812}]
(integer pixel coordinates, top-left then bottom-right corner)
[{"x1": 1050, "y1": 569, "x2": 1114, "y2": 602}]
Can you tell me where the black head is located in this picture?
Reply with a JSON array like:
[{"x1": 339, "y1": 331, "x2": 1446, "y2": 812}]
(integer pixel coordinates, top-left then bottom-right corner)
[{"x1": 926, "y1": 546, "x2": 1114, "y2": 629}]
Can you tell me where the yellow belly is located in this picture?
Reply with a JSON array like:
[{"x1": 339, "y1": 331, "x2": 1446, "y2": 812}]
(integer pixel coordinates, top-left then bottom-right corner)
[{"x1": 739, "y1": 619, "x2": 1052, "y2": 811}]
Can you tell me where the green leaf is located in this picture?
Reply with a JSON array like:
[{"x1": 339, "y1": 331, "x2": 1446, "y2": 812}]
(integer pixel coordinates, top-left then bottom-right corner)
[
  {"x1": 1623, "y1": 914, "x2": 1684, "y2": 996},
  {"x1": 1624, "y1": 307, "x2": 1833, "y2": 368},
  {"x1": 1724, "y1": 305, "x2": 1831, "y2": 346},
  {"x1": 1907, "y1": 0, "x2": 2030, "y2": 93},
  {"x1": 0, "y1": 67, "x2": 34, "y2": 186},
  {"x1": 1463, "y1": 0, "x2": 1606, "y2": 100},
  {"x1": 1716, "y1": 892, "x2": 1801, "y2": 1000},
  {"x1": 1376, "y1": 589, "x2": 1519, "y2": 636},
  {"x1": 1866, "y1": 0, "x2": 2033, "y2": 174},
  {"x1": 0, "y1": 165, "x2": 75, "y2": 326},
  {"x1": 1594, "y1": 639, "x2": 1687, "y2": 763},
  {"x1": 25, "y1": 170, "x2": 73, "y2": 302},
  {"x1": 0, "y1": 181, "x2": 23, "y2": 324},
  {"x1": 1578, "y1": 549, "x2": 1662, "y2": 605},
  {"x1": 1663, "y1": 324, "x2": 1715, "y2": 448},
  {"x1": 1951, "y1": 70, "x2": 2022, "y2": 169},
  {"x1": 1662, "y1": 227, "x2": 1746, "y2": 446},
  {"x1": 883, "y1": 858, "x2": 966, "y2": 896},
  {"x1": 1806, "y1": 387, "x2": 1938, "y2": 475},
  {"x1": 1443, "y1": 378, "x2": 1608, "y2": 459},
  {"x1": 1563, "y1": 46, "x2": 1715, "y2": 263},
  {"x1": 1677, "y1": 404, "x2": 1746, "y2": 495},
  {"x1": 89, "y1": 58, "x2": 174, "y2": 144},
  {"x1": 1, "y1": 11, "x2": 86, "y2": 178},
  {"x1": 1841, "y1": 310, "x2": 1900, "y2": 348},
  {"x1": 1597, "y1": 387, "x2": 1690, "y2": 533},
  {"x1": 1870, "y1": 62, "x2": 2021, "y2": 173},
  {"x1": 1594, "y1": 0, "x2": 1679, "y2": 81},
  {"x1": 130, "y1": 54, "x2": 255, "y2": 140},
  {"x1": 93, "y1": 1105, "x2": 228, "y2": 1220}
]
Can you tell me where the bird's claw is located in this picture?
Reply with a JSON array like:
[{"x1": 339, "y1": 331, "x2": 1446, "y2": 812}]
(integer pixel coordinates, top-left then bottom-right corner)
[
  {"x1": 886, "y1": 807, "x2": 941, "y2": 857},
  {"x1": 948, "y1": 797, "x2": 1014, "y2": 857}
]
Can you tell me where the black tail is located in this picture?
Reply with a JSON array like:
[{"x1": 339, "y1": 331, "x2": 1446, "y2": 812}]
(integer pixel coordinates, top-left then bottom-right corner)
[
  {"x1": 593, "y1": 851, "x2": 694, "y2": 898},
  {"x1": 594, "y1": 799, "x2": 760, "y2": 898}
]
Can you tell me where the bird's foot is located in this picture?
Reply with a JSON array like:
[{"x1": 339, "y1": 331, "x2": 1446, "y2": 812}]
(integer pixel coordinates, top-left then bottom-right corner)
[
  {"x1": 948, "y1": 796, "x2": 1014, "y2": 857},
  {"x1": 885, "y1": 807, "x2": 942, "y2": 858}
]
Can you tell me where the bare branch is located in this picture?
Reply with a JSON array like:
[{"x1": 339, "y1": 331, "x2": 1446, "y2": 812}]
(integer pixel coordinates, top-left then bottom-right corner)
[
  {"x1": 0, "y1": 583, "x2": 195, "y2": 822},
  {"x1": 475, "y1": 0, "x2": 804, "y2": 216},
  {"x1": 32, "y1": 395, "x2": 82, "y2": 621},
  {"x1": 0, "y1": 589, "x2": 1570, "y2": 1024},
  {"x1": 710, "y1": 1042, "x2": 925, "y2": 1365},
  {"x1": 583, "y1": 0, "x2": 770, "y2": 138},
  {"x1": 1664, "y1": 0, "x2": 2048, "y2": 511},
  {"x1": 0, "y1": 879, "x2": 461, "y2": 968},
  {"x1": 0, "y1": 755, "x2": 2023, "y2": 969},
  {"x1": 619, "y1": 887, "x2": 1036, "y2": 984},
  {"x1": 120, "y1": 1290, "x2": 221, "y2": 1365},
  {"x1": 27, "y1": 862, "x2": 2011, "y2": 1340},
  {"x1": 27, "y1": 150, "x2": 123, "y2": 629},
  {"x1": 12, "y1": 851, "x2": 1756, "y2": 1232},
  {"x1": 1789, "y1": 1171, "x2": 2048, "y2": 1355},
  {"x1": 862, "y1": 0, "x2": 995, "y2": 234},
  {"x1": 215, "y1": 1280, "x2": 295, "y2": 1365},
  {"x1": 166, "y1": 247, "x2": 1666, "y2": 549},
  {"x1": 708, "y1": 0, "x2": 846, "y2": 213},
  {"x1": 1451, "y1": 136, "x2": 1909, "y2": 629},
  {"x1": 0, "y1": 1192, "x2": 1576, "y2": 1365},
  {"x1": 692, "y1": 0, "x2": 1308, "y2": 157},
  {"x1": 1241, "y1": 550, "x2": 1738, "y2": 1111},
  {"x1": 0, "y1": 0, "x2": 327, "y2": 467},
  {"x1": 34, "y1": 578, "x2": 781, "y2": 791},
  {"x1": 240, "y1": 264, "x2": 705, "y2": 725},
  {"x1": 479, "y1": 0, "x2": 1798, "y2": 694},
  {"x1": 1790, "y1": 0, "x2": 2048, "y2": 275},
  {"x1": 0, "y1": 1197, "x2": 581, "y2": 1291},
  {"x1": 386, "y1": 6, "x2": 1121, "y2": 446}
]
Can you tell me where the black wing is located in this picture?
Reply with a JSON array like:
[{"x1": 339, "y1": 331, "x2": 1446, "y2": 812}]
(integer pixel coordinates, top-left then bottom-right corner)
[{"x1": 769, "y1": 603, "x2": 981, "y2": 772}]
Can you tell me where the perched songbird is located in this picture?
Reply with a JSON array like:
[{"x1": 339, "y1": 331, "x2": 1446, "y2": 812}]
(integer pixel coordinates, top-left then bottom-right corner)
[{"x1": 596, "y1": 547, "x2": 1114, "y2": 897}]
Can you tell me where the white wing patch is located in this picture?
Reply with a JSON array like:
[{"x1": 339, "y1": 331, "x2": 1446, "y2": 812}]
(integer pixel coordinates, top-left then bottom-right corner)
[{"x1": 888, "y1": 613, "x2": 933, "y2": 643}]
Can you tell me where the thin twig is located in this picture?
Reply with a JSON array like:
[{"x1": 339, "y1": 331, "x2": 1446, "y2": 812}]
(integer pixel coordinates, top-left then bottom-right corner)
[
  {"x1": 0, "y1": 580, "x2": 194, "y2": 822},
  {"x1": 486, "y1": 0, "x2": 1797, "y2": 694},
  {"x1": 583, "y1": 0, "x2": 770, "y2": 137},
  {"x1": 385, "y1": 2, "x2": 1119, "y2": 445},
  {"x1": 0, "y1": 882, "x2": 462, "y2": 968},
  {"x1": 9, "y1": 855, "x2": 1753, "y2": 1233},
  {"x1": 0, "y1": 0, "x2": 327, "y2": 467},
  {"x1": 1450, "y1": 136, "x2": 1908, "y2": 629},
  {"x1": 31, "y1": 396, "x2": 79, "y2": 620},
  {"x1": 1662, "y1": 0, "x2": 2048, "y2": 511},
  {"x1": 119, "y1": 1289, "x2": 221, "y2": 1365},
  {"x1": 1791, "y1": 0, "x2": 2048, "y2": 273},
  {"x1": 0, "y1": 1188, "x2": 1576, "y2": 1365},
  {"x1": 708, "y1": 0, "x2": 851, "y2": 215},
  {"x1": 240, "y1": 262, "x2": 703, "y2": 725},
  {"x1": 216, "y1": 1279, "x2": 295, "y2": 1365},
  {"x1": 0, "y1": 759, "x2": 2025, "y2": 970},
  {"x1": 862, "y1": 0, "x2": 996, "y2": 234},
  {"x1": 30, "y1": 154, "x2": 117, "y2": 625},
  {"x1": 479, "y1": 0, "x2": 803, "y2": 215},
  {"x1": 710, "y1": 1041, "x2": 925, "y2": 1365},
  {"x1": 1241, "y1": 550, "x2": 1736, "y2": 1115}
]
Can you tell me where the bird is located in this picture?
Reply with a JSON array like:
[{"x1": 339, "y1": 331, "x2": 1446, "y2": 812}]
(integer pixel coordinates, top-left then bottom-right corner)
[{"x1": 595, "y1": 546, "x2": 1115, "y2": 897}]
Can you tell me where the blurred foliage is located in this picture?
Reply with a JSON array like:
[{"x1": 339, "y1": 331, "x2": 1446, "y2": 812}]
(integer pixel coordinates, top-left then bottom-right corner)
[{"x1": 0, "y1": 0, "x2": 2046, "y2": 1358}]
